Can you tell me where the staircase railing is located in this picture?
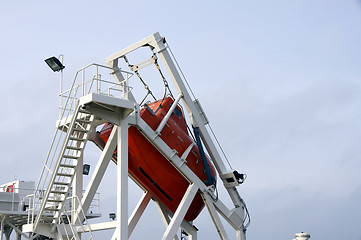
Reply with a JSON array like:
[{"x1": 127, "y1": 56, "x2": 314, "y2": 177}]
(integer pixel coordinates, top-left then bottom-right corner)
[{"x1": 28, "y1": 64, "x2": 133, "y2": 226}]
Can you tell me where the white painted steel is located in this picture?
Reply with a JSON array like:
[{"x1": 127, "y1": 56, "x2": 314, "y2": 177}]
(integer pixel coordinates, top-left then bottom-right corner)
[
  {"x1": 127, "y1": 192, "x2": 151, "y2": 238},
  {"x1": 117, "y1": 118, "x2": 130, "y2": 240},
  {"x1": 76, "y1": 125, "x2": 118, "y2": 223},
  {"x1": 154, "y1": 201, "x2": 180, "y2": 240},
  {"x1": 161, "y1": 184, "x2": 198, "y2": 240},
  {"x1": 156, "y1": 202, "x2": 199, "y2": 240},
  {"x1": 142, "y1": 33, "x2": 248, "y2": 215},
  {"x1": 4, "y1": 220, "x2": 31, "y2": 240},
  {"x1": 75, "y1": 221, "x2": 117, "y2": 233},
  {"x1": 155, "y1": 92, "x2": 183, "y2": 135},
  {"x1": 72, "y1": 139, "x2": 83, "y2": 226},
  {"x1": 180, "y1": 142, "x2": 195, "y2": 165},
  {"x1": 33, "y1": 103, "x2": 95, "y2": 234}
]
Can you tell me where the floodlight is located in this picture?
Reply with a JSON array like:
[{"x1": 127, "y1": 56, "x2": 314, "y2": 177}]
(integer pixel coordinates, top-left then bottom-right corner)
[{"x1": 45, "y1": 56, "x2": 65, "y2": 72}]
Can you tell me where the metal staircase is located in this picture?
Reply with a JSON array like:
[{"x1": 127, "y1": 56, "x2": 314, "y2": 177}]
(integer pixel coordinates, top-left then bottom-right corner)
[
  {"x1": 23, "y1": 63, "x2": 133, "y2": 239},
  {"x1": 32, "y1": 103, "x2": 94, "y2": 231}
]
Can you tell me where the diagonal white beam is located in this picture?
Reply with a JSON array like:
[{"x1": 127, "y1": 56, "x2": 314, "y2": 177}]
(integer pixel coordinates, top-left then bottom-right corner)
[
  {"x1": 154, "y1": 201, "x2": 179, "y2": 240},
  {"x1": 202, "y1": 193, "x2": 229, "y2": 240},
  {"x1": 128, "y1": 191, "x2": 152, "y2": 238},
  {"x1": 76, "y1": 125, "x2": 118, "y2": 223},
  {"x1": 162, "y1": 184, "x2": 198, "y2": 240},
  {"x1": 4, "y1": 220, "x2": 30, "y2": 239},
  {"x1": 155, "y1": 199, "x2": 201, "y2": 240}
]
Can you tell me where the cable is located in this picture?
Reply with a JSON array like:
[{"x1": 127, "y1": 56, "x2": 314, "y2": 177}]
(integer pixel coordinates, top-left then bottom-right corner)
[
  {"x1": 166, "y1": 42, "x2": 196, "y2": 100},
  {"x1": 166, "y1": 42, "x2": 234, "y2": 170},
  {"x1": 208, "y1": 124, "x2": 233, "y2": 170},
  {"x1": 239, "y1": 197, "x2": 251, "y2": 230}
]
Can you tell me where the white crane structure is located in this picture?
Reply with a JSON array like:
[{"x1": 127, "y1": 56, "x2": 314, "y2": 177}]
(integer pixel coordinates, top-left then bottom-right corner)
[{"x1": 21, "y1": 32, "x2": 250, "y2": 240}]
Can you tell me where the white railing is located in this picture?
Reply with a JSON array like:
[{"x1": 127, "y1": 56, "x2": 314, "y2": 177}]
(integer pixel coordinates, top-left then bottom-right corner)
[
  {"x1": 26, "y1": 190, "x2": 100, "y2": 225},
  {"x1": 61, "y1": 196, "x2": 94, "y2": 240},
  {"x1": 29, "y1": 63, "x2": 127, "y2": 224},
  {"x1": 59, "y1": 63, "x2": 134, "y2": 118}
]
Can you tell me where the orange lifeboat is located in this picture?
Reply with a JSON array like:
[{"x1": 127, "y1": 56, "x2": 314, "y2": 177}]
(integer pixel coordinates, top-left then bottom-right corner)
[{"x1": 98, "y1": 97, "x2": 217, "y2": 221}]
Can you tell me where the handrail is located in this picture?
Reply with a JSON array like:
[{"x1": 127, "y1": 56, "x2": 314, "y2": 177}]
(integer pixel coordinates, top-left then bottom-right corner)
[
  {"x1": 29, "y1": 63, "x2": 131, "y2": 225},
  {"x1": 63, "y1": 195, "x2": 94, "y2": 240},
  {"x1": 58, "y1": 63, "x2": 133, "y2": 118}
]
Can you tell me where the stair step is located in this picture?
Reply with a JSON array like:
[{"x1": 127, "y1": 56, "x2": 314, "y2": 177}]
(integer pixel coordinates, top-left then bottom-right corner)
[
  {"x1": 54, "y1": 182, "x2": 70, "y2": 186},
  {"x1": 76, "y1": 118, "x2": 92, "y2": 124},
  {"x1": 34, "y1": 110, "x2": 94, "y2": 226},
  {"x1": 63, "y1": 155, "x2": 79, "y2": 159},
  {"x1": 50, "y1": 190, "x2": 68, "y2": 194},
  {"x1": 73, "y1": 128, "x2": 88, "y2": 133},
  {"x1": 41, "y1": 216, "x2": 56, "y2": 221},
  {"x1": 56, "y1": 173, "x2": 73, "y2": 177},
  {"x1": 44, "y1": 207, "x2": 61, "y2": 212},
  {"x1": 78, "y1": 109, "x2": 90, "y2": 114},
  {"x1": 69, "y1": 136, "x2": 86, "y2": 141},
  {"x1": 66, "y1": 146, "x2": 82, "y2": 151},
  {"x1": 59, "y1": 164, "x2": 77, "y2": 168},
  {"x1": 48, "y1": 199, "x2": 63, "y2": 203}
]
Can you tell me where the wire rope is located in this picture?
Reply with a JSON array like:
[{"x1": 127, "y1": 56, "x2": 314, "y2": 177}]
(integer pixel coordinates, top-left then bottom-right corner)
[
  {"x1": 208, "y1": 124, "x2": 233, "y2": 169},
  {"x1": 166, "y1": 42, "x2": 196, "y2": 99},
  {"x1": 166, "y1": 42, "x2": 234, "y2": 170}
]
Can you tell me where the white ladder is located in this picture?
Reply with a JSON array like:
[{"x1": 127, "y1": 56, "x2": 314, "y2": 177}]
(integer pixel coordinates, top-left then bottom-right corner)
[{"x1": 32, "y1": 103, "x2": 94, "y2": 232}]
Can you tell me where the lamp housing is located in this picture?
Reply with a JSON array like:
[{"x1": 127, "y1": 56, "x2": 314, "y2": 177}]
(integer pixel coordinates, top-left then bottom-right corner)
[{"x1": 45, "y1": 56, "x2": 65, "y2": 72}]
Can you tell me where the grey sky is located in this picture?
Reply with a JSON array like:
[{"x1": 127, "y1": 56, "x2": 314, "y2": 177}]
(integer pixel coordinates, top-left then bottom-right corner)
[{"x1": 1, "y1": 0, "x2": 361, "y2": 239}]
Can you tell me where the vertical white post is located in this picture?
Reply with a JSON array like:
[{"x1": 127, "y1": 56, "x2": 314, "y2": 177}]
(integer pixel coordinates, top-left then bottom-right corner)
[
  {"x1": 117, "y1": 118, "x2": 129, "y2": 240},
  {"x1": 59, "y1": 55, "x2": 64, "y2": 118},
  {"x1": 107, "y1": 59, "x2": 136, "y2": 103}
]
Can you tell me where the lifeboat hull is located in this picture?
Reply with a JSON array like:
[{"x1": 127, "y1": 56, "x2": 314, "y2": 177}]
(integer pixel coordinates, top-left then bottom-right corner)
[{"x1": 98, "y1": 97, "x2": 216, "y2": 221}]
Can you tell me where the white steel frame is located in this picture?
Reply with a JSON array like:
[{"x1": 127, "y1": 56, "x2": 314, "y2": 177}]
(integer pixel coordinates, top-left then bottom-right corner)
[{"x1": 24, "y1": 32, "x2": 248, "y2": 240}]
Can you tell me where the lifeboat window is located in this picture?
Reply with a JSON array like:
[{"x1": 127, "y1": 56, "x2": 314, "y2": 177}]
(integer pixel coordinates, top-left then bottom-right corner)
[{"x1": 170, "y1": 103, "x2": 182, "y2": 118}]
